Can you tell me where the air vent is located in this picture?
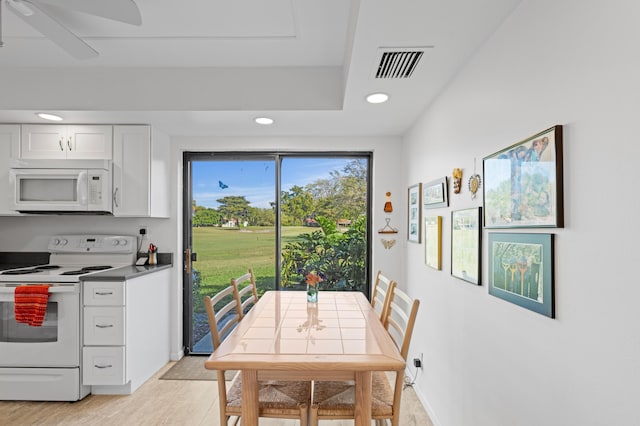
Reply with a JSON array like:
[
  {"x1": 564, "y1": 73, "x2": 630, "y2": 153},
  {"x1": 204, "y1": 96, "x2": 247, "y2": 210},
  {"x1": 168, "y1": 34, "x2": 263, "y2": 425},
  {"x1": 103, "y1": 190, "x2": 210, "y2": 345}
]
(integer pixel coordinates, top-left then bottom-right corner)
[{"x1": 374, "y1": 47, "x2": 431, "y2": 79}]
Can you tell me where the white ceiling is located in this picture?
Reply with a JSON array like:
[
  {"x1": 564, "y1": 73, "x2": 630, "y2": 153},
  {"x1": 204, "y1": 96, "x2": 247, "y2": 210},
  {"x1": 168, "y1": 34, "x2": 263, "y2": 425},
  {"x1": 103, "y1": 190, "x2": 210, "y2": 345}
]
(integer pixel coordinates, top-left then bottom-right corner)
[{"x1": 0, "y1": 0, "x2": 522, "y2": 137}]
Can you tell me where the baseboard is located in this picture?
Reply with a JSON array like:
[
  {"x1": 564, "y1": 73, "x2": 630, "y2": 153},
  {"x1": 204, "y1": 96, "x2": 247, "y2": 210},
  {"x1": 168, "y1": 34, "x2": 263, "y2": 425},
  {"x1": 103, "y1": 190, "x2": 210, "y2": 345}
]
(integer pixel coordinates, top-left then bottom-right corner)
[
  {"x1": 170, "y1": 348, "x2": 185, "y2": 361},
  {"x1": 411, "y1": 382, "x2": 442, "y2": 426}
]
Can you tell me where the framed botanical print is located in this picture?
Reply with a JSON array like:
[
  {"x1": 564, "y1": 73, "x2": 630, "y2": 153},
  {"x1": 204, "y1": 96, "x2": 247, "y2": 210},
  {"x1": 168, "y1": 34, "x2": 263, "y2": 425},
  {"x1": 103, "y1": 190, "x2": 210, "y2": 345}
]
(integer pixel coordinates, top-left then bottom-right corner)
[
  {"x1": 407, "y1": 183, "x2": 422, "y2": 243},
  {"x1": 488, "y1": 233, "x2": 554, "y2": 318},
  {"x1": 424, "y1": 215, "x2": 442, "y2": 270},
  {"x1": 483, "y1": 125, "x2": 563, "y2": 228},
  {"x1": 451, "y1": 207, "x2": 481, "y2": 285}
]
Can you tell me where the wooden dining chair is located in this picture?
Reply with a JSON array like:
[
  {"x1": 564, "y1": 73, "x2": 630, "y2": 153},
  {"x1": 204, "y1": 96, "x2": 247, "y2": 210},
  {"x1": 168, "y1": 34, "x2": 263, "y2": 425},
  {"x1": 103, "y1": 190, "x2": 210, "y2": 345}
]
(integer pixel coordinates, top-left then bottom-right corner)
[
  {"x1": 371, "y1": 270, "x2": 397, "y2": 324},
  {"x1": 231, "y1": 268, "x2": 259, "y2": 318},
  {"x1": 203, "y1": 284, "x2": 310, "y2": 426},
  {"x1": 309, "y1": 285, "x2": 420, "y2": 426}
]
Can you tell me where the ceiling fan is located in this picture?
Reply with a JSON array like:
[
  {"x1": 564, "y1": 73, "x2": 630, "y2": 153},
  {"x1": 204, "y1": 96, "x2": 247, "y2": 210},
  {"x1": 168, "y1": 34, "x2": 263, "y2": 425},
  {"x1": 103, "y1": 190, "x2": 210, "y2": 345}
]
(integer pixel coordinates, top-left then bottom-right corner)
[{"x1": 1, "y1": 0, "x2": 141, "y2": 59}]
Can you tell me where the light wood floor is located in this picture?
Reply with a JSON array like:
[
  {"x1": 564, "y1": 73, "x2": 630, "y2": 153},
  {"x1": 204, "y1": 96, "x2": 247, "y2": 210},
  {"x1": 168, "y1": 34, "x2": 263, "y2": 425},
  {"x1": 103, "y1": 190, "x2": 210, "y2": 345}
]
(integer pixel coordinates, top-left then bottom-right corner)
[{"x1": 0, "y1": 362, "x2": 433, "y2": 425}]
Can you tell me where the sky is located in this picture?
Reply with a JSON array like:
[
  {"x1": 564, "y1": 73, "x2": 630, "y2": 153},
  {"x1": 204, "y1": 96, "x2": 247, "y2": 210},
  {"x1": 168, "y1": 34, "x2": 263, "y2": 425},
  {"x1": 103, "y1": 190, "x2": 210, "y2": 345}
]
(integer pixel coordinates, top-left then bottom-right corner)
[{"x1": 192, "y1": 157, "x2": 362, "y2": 209}]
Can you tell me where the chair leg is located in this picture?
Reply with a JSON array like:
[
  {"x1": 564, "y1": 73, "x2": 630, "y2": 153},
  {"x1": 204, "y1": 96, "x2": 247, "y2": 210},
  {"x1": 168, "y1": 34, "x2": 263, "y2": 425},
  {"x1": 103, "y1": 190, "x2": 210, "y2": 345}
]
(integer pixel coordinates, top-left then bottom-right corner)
[
  {"x1": 309, "y1": 404, "x2": 319, "y2": 426},
  {"x1": 299, "y1": 403, "x2": 309, "y2": 426}
]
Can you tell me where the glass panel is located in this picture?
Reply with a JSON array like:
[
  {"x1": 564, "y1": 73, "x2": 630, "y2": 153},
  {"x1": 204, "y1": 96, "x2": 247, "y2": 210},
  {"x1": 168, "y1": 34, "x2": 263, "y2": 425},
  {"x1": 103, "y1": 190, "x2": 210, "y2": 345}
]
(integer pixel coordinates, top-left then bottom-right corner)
[
  {"x1": 20, "y1": 178, "x2": 78, "y2": 202},
  {"x1": 190, "y1": 158, "x2": 276, "y2": 353},
  {"x1": 0, "y1": 301, "x2": 58, "y2": 343},
  {"x1": 280, "y1": 157, "x2": 368, "y2": 294}
]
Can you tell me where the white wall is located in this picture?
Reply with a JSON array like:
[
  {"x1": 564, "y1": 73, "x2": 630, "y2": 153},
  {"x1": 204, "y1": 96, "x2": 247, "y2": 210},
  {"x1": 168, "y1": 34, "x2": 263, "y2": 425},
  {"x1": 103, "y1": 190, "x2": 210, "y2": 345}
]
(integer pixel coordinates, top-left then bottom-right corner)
[{"x1": 404, "y1": 1, "x2": 640, "y2": 425}]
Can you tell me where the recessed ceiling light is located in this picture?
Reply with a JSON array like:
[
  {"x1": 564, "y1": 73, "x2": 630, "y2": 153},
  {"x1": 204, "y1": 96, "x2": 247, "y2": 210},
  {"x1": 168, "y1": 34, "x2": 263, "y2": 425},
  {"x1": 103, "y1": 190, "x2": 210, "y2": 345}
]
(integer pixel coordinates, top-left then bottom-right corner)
[
  {"x1": 36, "y1": 112, "x2": 64, "y2": 121},
  {"x1": 365, "y1": 93, "x2": 389, "y2": 104},
  {"x1": 255, "y1": 117, "x2": 274, "y2": 125}
]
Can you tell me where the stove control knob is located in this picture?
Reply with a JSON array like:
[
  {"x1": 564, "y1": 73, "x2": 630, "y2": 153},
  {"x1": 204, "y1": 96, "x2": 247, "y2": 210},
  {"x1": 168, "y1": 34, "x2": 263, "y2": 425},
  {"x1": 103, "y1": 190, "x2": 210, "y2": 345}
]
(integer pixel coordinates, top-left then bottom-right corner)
[
  {"x1": 52, "y1": 238, "x2": 60, "y2": 245},
  {"x1": 118, "y1": 239, "x2": 128, "y2": 246},
  {"x1": 60, "y1": 239, "x2": 68, "y2": 246},
  {"x1": 111, "y1": 240, "x2": 120, "y2": 246}
]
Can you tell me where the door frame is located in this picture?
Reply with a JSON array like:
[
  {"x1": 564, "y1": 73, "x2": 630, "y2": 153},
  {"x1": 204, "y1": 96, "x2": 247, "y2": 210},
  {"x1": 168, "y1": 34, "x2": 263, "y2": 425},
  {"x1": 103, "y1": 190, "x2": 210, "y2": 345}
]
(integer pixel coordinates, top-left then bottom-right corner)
[{"x1": 182, "y1": 151, "x2": 372, "y2": 354}]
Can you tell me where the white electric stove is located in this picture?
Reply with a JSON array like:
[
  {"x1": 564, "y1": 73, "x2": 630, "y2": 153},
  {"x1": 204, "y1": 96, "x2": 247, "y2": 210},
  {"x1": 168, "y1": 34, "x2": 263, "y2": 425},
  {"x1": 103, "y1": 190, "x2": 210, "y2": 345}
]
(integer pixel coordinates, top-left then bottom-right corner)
[{"x1": 0, "y1": 234, "x2": 137, "y2": 401}]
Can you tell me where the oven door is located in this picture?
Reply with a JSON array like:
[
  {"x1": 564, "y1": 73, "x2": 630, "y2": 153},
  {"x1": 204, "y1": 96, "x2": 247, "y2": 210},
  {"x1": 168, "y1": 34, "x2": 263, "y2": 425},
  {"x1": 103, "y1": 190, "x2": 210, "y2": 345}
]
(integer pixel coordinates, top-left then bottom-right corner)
[{"x1": 0, "y1": 285, "x2": 80, "y2": 367}]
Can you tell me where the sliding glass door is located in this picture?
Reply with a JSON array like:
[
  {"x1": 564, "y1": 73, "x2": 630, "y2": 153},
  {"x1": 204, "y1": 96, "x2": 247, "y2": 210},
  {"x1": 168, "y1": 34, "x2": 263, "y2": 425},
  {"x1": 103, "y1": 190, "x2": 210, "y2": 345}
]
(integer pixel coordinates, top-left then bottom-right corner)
[{"x1": 183, "y1": 152, "x2": 371, "y2": 354}]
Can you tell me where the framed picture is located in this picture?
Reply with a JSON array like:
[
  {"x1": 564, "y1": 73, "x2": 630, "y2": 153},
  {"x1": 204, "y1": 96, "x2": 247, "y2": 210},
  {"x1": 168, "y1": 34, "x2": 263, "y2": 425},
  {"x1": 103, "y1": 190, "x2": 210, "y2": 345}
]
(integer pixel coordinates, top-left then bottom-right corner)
[
  {"x1": 424, "y1": 215, "x2": 442, "y2": 270},
  {"x1": 423, "y1": 177, "x2": 448, "y2": 209},
  {"x1": 451, "y1": 207, "x2": 481, "y2": 285},
  {"x1": 488, "y1": 233, "x2": 554, "y2": 318},
  {"x1": 407, "y1": 183, "x2": 422, "y2": 243},
  {"x1": 483, "y1": 125, "x2": 563, "y2": 228}
]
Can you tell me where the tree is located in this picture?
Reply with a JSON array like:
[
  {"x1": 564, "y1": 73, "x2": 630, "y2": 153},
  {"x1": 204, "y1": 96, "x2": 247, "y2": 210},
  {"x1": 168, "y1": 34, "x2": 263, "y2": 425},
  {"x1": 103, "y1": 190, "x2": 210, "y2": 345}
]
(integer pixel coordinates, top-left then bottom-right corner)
[
  {"x1": 281, "y1": 185, "x2": 314, "y2": 225},
  {"x1": 305, "y1": 159, "x2": 367, "y2": 221},
  {"x1": 217, "y1": 196, "x2": 251, "y2": 226}
]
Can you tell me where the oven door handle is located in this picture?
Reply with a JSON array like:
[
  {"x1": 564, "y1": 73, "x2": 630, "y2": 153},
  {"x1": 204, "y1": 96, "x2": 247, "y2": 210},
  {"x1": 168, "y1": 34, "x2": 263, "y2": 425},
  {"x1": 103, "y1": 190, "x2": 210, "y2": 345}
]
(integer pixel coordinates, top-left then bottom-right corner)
[{"x1": 0, "y1": 286, "x2": 77, "y2": 295}]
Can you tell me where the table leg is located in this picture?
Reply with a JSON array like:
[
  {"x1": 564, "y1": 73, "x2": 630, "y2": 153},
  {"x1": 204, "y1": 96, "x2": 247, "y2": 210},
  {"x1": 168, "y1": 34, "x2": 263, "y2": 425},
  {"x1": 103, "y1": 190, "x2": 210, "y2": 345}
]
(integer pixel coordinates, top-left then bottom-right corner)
[
  {"x1": 354, "y1": 370, "x2": 372, "y2": 426},
  {"x1": 241, "y1": 369, "x2": 259, "y2": 426}
]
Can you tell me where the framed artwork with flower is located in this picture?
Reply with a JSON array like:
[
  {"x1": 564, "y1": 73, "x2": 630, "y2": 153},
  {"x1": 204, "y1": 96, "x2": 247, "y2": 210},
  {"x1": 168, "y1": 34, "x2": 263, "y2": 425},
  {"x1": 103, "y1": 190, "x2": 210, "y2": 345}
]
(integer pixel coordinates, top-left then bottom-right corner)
[{"x1": 408, "y1": 183, "x2": 422, "y2": 243}]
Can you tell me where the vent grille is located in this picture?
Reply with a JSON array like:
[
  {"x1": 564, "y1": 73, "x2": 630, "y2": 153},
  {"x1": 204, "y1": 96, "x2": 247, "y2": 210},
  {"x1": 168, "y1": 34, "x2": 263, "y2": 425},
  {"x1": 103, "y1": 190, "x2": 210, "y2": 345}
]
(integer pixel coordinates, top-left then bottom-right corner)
[{"x1": 375, "y1": 50, "x2": 424, "y2": 79}]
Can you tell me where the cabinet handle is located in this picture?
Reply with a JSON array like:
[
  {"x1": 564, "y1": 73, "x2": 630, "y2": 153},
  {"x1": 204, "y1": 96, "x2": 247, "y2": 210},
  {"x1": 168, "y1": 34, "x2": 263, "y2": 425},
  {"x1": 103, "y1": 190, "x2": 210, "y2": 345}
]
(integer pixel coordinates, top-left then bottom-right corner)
[
  {"x1": 59, "y1": 139, "x2": 64, "y2": 151},
  {"x1": 67, "y1": 138, "x2": 72, "y2": 151},
  {"x1": 113, "y1": 187, "x2": 119, "y2": 208},
  {"x1": 94, "y1": 364, "x2": 113, "y2": 369},
  {"x1": 96, "y1": 324, "x2": 114, "y2": 328},
  {"x1": 95, "y1": 291, "x2": 114, "y2": 296}
]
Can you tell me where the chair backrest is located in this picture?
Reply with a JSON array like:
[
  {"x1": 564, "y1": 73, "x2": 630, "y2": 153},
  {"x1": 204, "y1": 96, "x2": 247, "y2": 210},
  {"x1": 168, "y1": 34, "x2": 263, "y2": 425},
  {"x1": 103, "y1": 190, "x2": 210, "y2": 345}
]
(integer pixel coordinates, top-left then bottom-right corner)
[
  {"x1": 371, "y1": 270, "x2": 397, "y2": 323},
  {"x1": 385, "y1": 285, "x2": 420, "y2": 422},
  {"x1": 204, "y1": 284, "x2": 243, "y2": 350},
  {"x1": 232, "y1": 268, "x2": 259, "y2": 318},
  {"x1": 385, "y1": 285, "x2": 420, "y2": 361}
]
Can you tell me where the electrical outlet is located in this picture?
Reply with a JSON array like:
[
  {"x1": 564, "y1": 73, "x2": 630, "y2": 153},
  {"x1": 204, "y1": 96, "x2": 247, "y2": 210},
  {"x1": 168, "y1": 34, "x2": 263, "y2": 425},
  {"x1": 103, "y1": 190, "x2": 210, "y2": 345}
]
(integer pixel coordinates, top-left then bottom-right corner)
[
  {"x1": 139, "y1": 225, "x2": 148, "y2": 237},
  {"x1": 413, "y1": 353, "x2": 424, "y2": 370}
]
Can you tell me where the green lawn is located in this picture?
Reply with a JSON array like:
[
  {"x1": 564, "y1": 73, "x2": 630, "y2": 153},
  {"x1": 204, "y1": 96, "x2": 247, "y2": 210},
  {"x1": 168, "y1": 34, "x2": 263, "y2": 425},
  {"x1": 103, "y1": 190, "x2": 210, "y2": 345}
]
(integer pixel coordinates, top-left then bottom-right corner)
[{"x1": 192, "y1": 226, "x2": 309, "y2": 300}]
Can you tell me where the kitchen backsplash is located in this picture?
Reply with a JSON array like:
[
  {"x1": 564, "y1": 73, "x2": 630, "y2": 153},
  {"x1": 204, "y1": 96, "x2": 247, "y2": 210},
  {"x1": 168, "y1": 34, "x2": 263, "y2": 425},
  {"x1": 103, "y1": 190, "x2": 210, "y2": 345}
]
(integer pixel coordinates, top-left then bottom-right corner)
[{"x1": 0, "y1": 216, "x2": 172, "y2": 252}]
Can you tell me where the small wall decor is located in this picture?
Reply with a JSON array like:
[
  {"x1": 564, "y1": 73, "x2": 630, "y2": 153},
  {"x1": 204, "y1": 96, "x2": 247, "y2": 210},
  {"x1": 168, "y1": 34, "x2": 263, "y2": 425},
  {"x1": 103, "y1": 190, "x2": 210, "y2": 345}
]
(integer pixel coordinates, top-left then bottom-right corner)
[
  {"x1": 488, "y1": 233, "x2": 554, "y2": 318},
  {"x1": 381, "y1": 239, "x2": 396, "y2": 250},
  {"x1": 483, "y1": 125, "x2": 563, "y2": 228},
  {"x1": 468, "y1": 158, "x2": 482, "y2": 200},
  {"x1": 452, "y1": 168, "x2": 463, "y2": 194},
  {"x1": 407, "y1": 183, "x2": 422, "y2": 243},
  {"x1": 424, "y1": 215, "x2": 442, "y2": 270},
  {"x1": 378, "y1": 217, "x2": 398, "y2": 234},
  {"x1": 383, "y1": 191, "x2": 393, "y2": 213},
  {"x1": 423, "y1": 177, "x2": 448, "y2": 209},
  {"x1": 451, "y1": 207, "x2": 481, "y2": 285}
]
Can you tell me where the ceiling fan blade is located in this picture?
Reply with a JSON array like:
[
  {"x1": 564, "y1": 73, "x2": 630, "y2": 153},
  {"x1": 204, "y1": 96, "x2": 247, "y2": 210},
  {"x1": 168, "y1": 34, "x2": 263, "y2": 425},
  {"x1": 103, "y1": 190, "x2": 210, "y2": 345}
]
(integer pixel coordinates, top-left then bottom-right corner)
[
  {"x1": 36, "y1": 0, "x2": 142, "y2": 25},
  {"x1": 6, "y1": 0, "x2": 98, "y2": 59}
]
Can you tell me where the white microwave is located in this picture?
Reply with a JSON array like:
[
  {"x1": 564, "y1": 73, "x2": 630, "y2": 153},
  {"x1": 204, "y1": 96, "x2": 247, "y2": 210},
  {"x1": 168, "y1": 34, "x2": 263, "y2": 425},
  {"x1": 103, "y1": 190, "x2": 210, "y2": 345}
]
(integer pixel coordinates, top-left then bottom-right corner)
[{"x1": 9, "y1": 159, "x2": 112, "y2": 214}]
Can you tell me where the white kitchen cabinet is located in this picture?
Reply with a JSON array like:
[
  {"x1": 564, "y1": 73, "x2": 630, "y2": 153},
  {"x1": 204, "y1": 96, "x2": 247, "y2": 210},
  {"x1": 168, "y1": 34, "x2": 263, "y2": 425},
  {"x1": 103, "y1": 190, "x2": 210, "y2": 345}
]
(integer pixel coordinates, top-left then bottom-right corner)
[
  {"x1": 83, "y1": 269, "x2": 170, "y2": 394},
  {"x1": 20, "y1": 124, "x2": 112, "y2": 160},
  {"x1": 0, "y1": 124, "x2": 21, "y2": 215},
  {"x1": 112, "y1": 125, "x2": 170, "y2": 217}
]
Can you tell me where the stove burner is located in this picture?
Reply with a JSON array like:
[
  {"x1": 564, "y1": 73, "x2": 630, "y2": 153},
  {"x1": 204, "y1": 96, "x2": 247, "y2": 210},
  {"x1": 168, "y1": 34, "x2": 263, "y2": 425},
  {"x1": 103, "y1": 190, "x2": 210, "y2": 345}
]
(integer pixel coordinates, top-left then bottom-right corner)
[
  {"x1": 80, "y1": 265, "x2": 112, "y2": 271},
  {"x1": 1, "y1": 268, "x2": 44, "y2": 275},
  {"x1": 36, "y1": 265, "x2": 61, "y2": 270},
  {"x1": 60, "y1": 265, "x2": 113, "y2": 276}
]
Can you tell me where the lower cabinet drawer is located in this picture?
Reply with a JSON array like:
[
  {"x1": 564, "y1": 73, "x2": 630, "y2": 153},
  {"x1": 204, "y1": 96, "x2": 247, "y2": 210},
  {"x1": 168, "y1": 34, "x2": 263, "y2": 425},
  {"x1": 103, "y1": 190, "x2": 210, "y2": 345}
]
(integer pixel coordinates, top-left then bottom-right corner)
[
  {"x1": 83, "y1": 347, "x2": 125, "y2": 386},
  {"x1": 84, "y1": 307, "x2": 125, "y2": 345}
]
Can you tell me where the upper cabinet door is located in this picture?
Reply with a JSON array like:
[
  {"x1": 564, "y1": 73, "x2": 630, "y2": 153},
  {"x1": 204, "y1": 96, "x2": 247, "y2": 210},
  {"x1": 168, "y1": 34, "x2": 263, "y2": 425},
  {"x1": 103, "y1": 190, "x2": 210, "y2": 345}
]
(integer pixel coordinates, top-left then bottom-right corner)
[
  {"x1": 20, "y1": 125, "x2": 112, "y2": 160},
  {"x1": 66, "y1": 125, "x2": 113, "y2": 160},
  {"x1": 20, "y1": 125, "x2": 67, "y2": 159},
  {"x1": 0, "y1": 124, "x2": 21, "y2": 215}
]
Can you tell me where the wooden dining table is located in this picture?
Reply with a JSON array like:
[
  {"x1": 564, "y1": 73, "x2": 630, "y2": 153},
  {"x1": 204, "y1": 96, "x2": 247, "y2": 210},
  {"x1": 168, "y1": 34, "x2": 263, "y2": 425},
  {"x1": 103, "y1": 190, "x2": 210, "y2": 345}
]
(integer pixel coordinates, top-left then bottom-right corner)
[{"x1": 204, "y1": 290, "x2": 405, "y2": 426}]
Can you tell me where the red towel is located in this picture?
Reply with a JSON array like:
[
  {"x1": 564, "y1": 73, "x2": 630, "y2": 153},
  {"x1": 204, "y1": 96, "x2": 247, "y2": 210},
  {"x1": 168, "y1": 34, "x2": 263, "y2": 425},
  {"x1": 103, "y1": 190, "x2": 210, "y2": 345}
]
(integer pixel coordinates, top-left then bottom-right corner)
[{"x1": 14, "y1": 285, "x2": 51, "y2": 327}]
